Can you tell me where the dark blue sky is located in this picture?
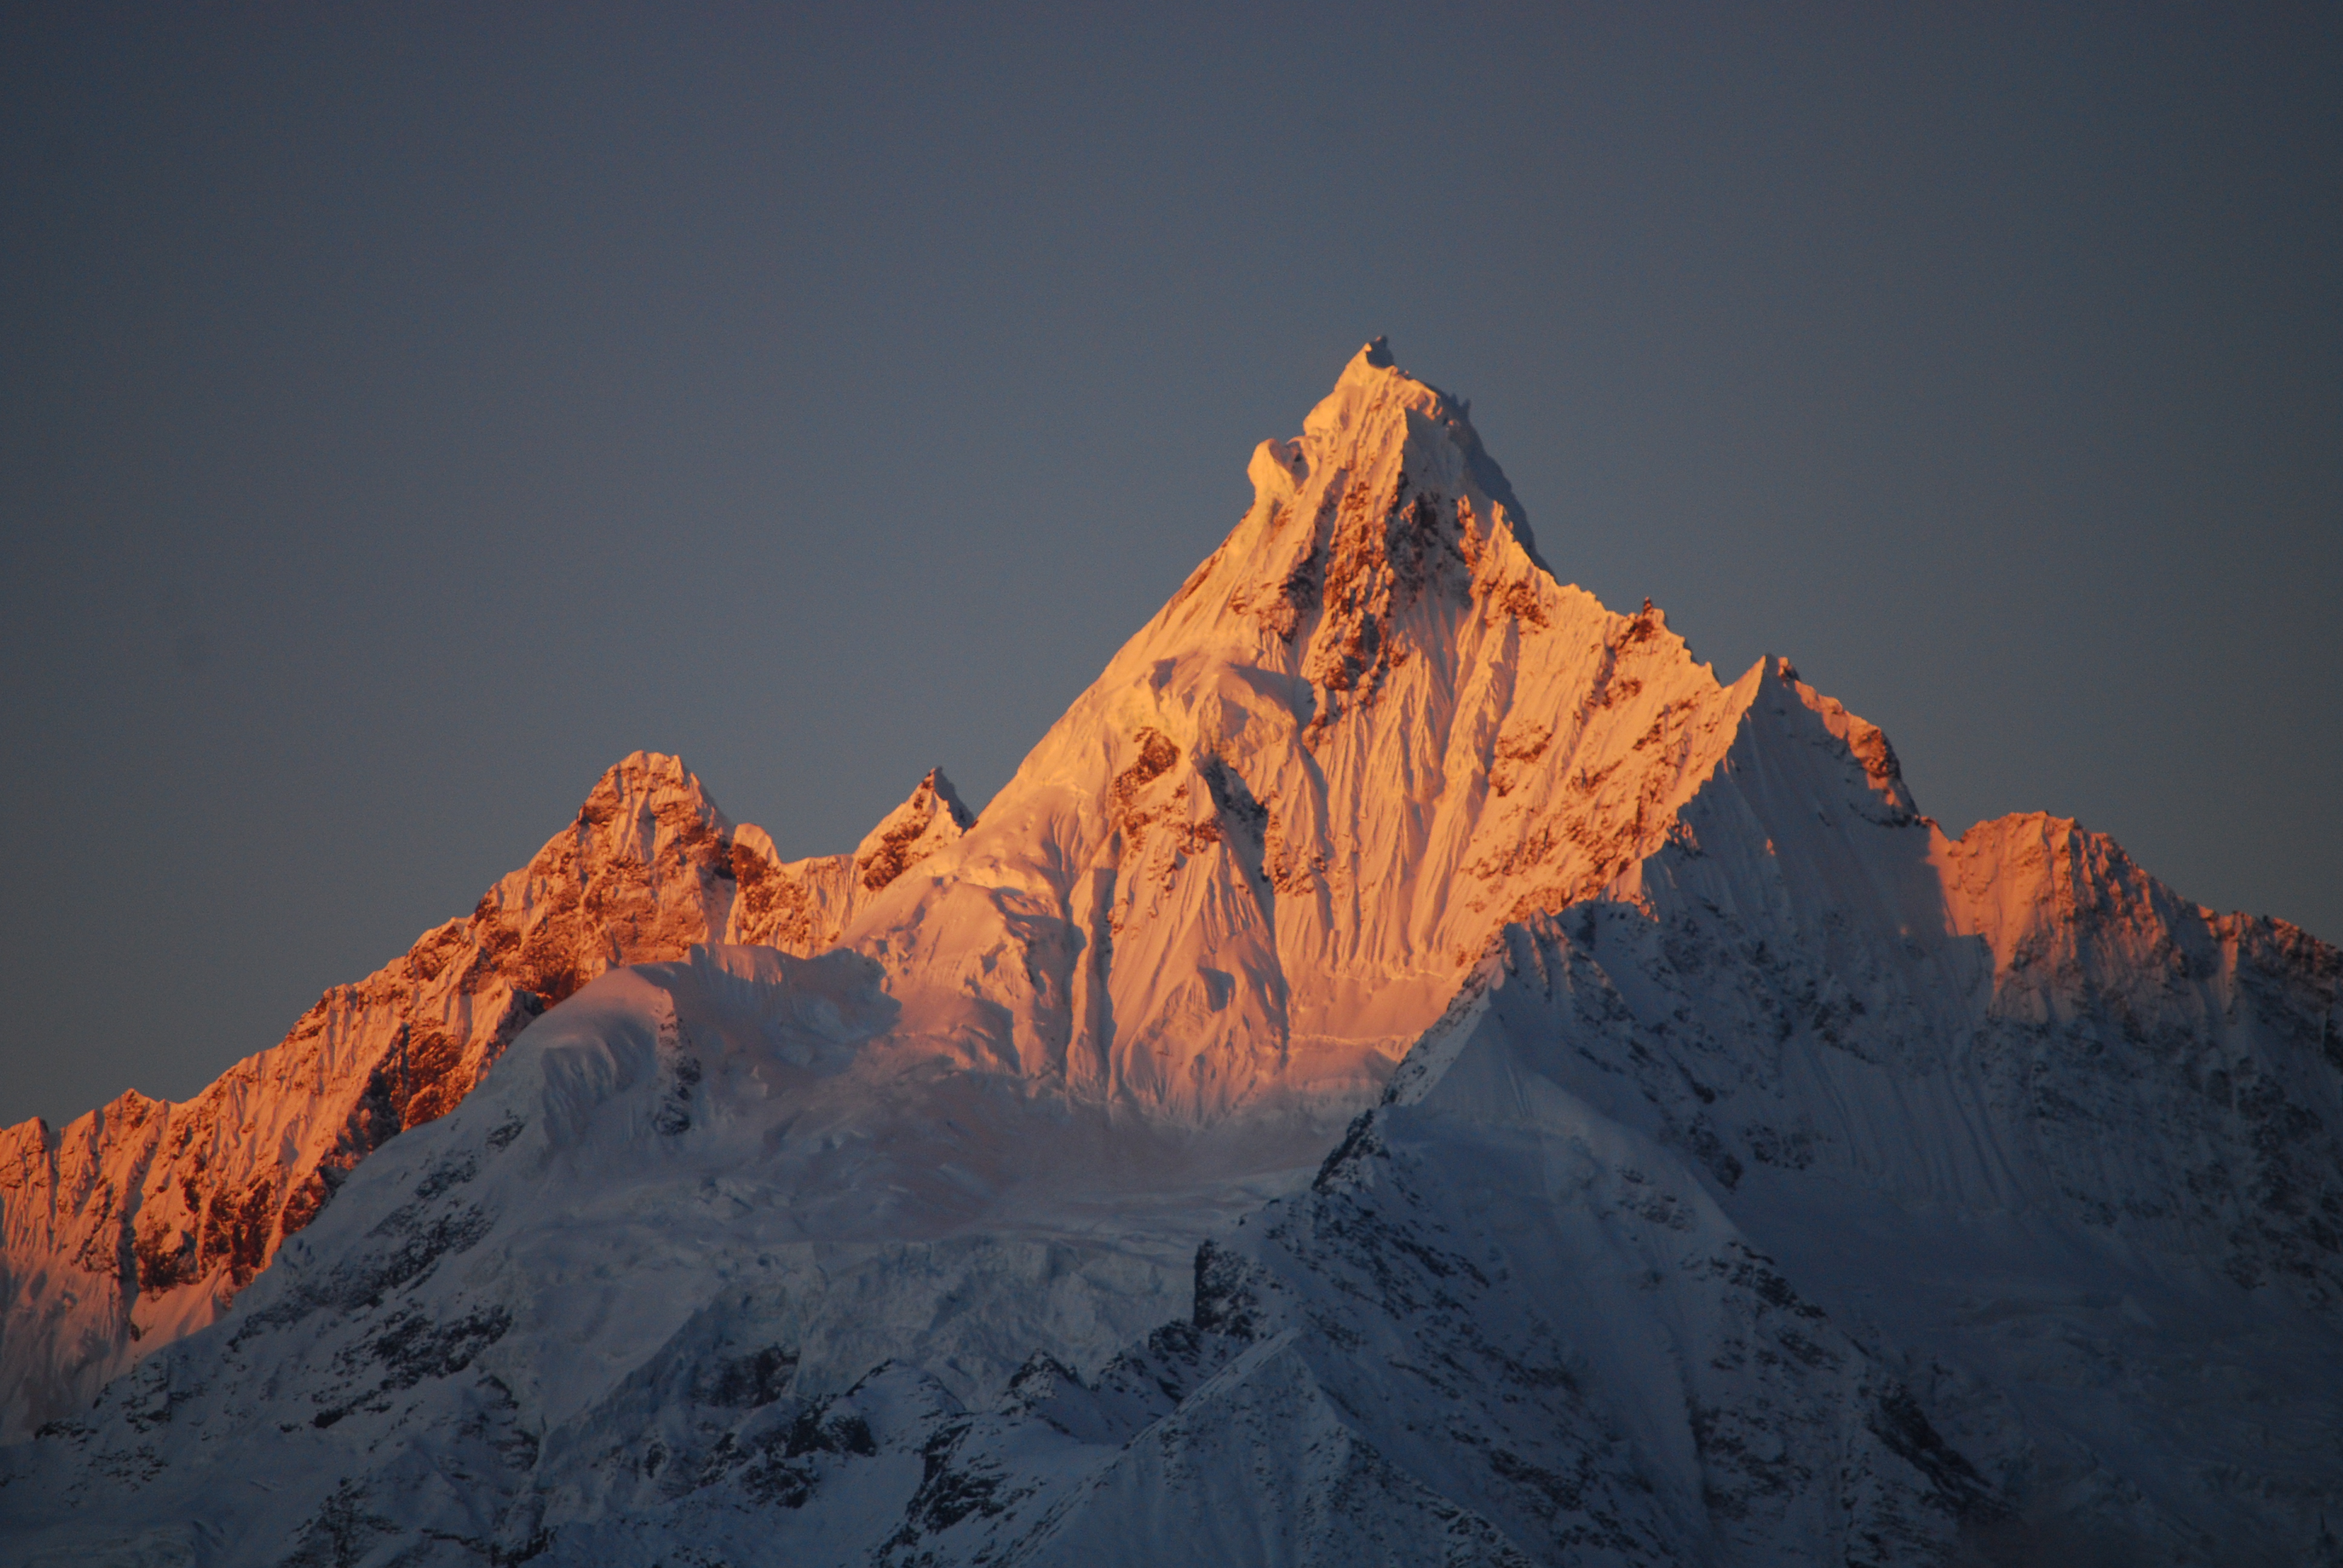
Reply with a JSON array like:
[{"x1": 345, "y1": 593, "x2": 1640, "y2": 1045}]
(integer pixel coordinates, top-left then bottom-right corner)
[{"x1": 5, "y1": 4, "x2": 2337, "y2": 1128}]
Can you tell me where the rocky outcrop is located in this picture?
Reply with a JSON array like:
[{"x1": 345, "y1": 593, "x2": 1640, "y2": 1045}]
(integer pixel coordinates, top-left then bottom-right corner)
[{"x1": 850, "y1": 767, "x2": 977, "y2": 894}]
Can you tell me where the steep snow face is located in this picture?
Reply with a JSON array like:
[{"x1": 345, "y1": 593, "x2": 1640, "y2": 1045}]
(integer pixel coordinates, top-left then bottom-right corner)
[
  {"x1": 849, "y1": 341, "x2": 1766, "y2": 1123},
  {"x1": 1006, "y1": 1088, "x2": 1999, "y2": 1567},
  {"x1": 0, "y1": 754, "x2": 951, "y2": 1441}
]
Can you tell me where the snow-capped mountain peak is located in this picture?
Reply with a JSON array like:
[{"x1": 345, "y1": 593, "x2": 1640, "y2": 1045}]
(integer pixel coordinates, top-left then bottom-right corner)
[{"x1": 5, "y1": 344, "x2": 2339, "y2": 1566}]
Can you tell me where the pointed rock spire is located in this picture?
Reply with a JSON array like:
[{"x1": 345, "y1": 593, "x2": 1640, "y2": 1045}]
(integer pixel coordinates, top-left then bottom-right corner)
[
  {"x1": 723, "y1": 766, "x2": 977, "y2": 950},
  {"x1": 854, "y1": 766, "x2": 976, "y2": 892}
]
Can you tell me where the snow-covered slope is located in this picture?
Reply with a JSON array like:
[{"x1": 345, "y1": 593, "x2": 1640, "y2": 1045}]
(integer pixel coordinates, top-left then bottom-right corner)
[
  {"x1": 0, "y1": 755, "x2": 963, "y2": 1442},
  {"x1": 1366, "y1": 662, "x2": 2343, "y2": 1561},
  {"x1": 3, "y1": 342, "x2": 2336, "y2": 1566},
  {"x1": 0, "y1": 941, "x2": 2002, "y2": 1567}
]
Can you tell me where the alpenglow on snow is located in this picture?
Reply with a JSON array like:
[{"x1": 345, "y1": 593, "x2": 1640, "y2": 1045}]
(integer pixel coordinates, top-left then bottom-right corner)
[{"x1": 4, "y1": 341, "x2": 2338, "y2": 1567}]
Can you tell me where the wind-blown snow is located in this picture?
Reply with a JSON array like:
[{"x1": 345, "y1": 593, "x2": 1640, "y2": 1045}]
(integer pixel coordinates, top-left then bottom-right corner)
[{"x1": 2, "y1": 342, "x2": 2336, "y2": 1566}]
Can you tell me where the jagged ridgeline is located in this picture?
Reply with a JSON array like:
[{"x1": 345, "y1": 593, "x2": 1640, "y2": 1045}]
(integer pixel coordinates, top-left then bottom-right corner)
[
  {"x1": 0, "y1": 756, "x2": 973, "y2": 1441},
  {"x1": 4, "y1": 342, "x2": 2338, "y2": 1567}
]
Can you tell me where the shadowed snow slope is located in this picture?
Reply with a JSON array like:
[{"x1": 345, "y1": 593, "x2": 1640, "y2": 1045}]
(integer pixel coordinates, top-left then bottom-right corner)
[{"x1": 2, "y1": 342, "x2": 2337, "y2": 1566}]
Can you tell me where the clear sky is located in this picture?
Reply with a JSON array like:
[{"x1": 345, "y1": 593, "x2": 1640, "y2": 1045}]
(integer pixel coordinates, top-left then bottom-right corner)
[{"x1": 4, "y1": 4, "x2": 2337, "y2": 1129}]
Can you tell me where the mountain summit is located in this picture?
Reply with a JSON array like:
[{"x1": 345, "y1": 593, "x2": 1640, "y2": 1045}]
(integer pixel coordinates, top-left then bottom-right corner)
[
  {"x1": 4, "y1": 344, "x2": 2338, "y2": 1566},
  {"x1": 837, "y1": 341, "x2": 1767, "y2": 1122}
]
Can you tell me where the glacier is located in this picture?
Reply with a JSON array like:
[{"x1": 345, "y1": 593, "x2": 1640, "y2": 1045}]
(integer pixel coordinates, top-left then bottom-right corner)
[{"x1": 1, "y1": 340, "x2": 2336, "y2": 1566}]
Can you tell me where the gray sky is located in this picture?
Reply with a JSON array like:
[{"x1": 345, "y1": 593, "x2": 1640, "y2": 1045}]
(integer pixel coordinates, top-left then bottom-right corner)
[{"x1": 4, "y1": 4, "x2": 2337, "y2": 1129}]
